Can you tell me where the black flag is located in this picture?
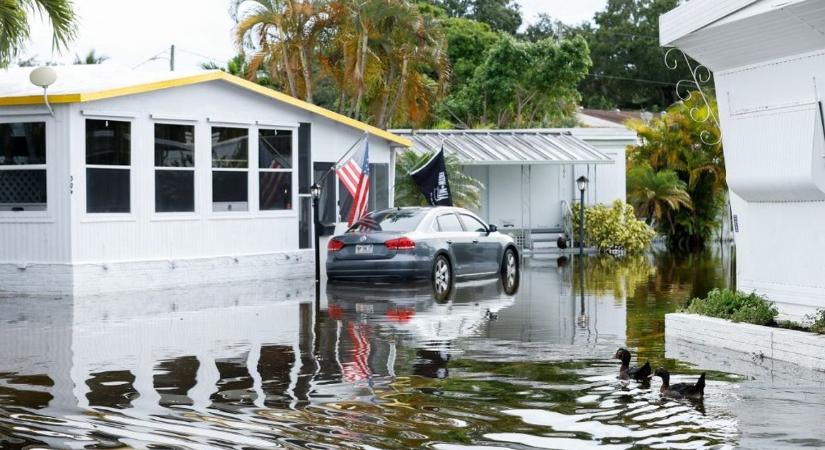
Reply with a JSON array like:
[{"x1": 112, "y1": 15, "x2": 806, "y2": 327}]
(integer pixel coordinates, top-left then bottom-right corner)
[{"x1": 410, "y1": 147, "x2": 453, "y2": 206}]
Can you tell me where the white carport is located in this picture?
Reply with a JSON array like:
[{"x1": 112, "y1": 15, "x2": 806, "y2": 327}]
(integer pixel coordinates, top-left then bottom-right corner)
[{"x1": 393, "y1": 129, "x2": 632, "y2": 250}]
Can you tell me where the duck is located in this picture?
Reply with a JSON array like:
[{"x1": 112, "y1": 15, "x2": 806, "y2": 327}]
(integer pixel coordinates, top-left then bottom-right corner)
[
  {"x1": 613, "y1": 348, "x2": 652, "y2": 382},
  {"x1": 654, "y1": 367, "x2": 705, "y2": 400}
]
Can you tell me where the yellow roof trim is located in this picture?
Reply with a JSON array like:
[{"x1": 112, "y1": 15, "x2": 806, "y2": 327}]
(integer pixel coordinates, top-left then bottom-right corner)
[{"x1": 0, "y1": 70, "x2": 412, "y2": 147}]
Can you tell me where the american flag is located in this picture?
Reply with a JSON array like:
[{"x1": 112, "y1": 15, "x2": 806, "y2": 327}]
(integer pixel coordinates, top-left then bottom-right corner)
[{"x1": 336, "y1": 140, "x2": 370, "y2": 226}]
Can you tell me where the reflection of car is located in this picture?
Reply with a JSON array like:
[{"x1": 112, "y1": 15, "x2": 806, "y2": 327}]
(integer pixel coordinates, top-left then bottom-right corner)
[{"x1": 326, "y1": 207, "x2": 520, "y2": 297}]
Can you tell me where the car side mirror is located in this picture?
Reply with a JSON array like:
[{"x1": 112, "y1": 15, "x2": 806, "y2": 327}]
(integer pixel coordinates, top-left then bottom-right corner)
[{"x1": 487, "y1": 224, "x2": 498, "y2": 234}]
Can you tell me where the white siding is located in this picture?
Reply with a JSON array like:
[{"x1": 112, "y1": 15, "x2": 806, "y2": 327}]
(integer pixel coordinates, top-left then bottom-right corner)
[
  {"x1": 54, "y1": 81, "x2": 393, "y2": 264},
  {"x1": 0, "y1": 104, "x2": 73, "y2": 264}
]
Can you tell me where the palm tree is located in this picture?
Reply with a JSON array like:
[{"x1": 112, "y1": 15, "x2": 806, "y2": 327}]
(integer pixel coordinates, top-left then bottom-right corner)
[
  {"x1": 73, "y1": 49, "x2": 108, "y2": 64},
  {"x1": 0, "y1": 0, "x2": 77, "y2": 66},
  {"x1": 234, "y1": 0, "x2": 326, "y2": 102},
  {"x1": 394, "y1": 150, "x2": 484, "y2": 210},
  {"x1": 627, "y1": 163, "x2": 692, "y2": 230}
]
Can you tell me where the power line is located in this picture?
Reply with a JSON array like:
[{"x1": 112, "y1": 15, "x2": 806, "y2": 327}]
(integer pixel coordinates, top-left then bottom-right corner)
[
  {"x1": 177, "y1": 48, "x2": 224, "y2": 64},
  {"x1": 132, "y1": 48, "x2": 170, "y2": 69},
  {"x1": 585, "y1": 73, "x2": 679, "y2": 86}
]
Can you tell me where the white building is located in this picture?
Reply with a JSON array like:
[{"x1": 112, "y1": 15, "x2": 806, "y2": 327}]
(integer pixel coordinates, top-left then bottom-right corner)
[
  {"x1": 0, "y1": 66, "x2": 410, "y2": 296},
  {"x1": 661, "y1": 0, "x2": 825, "y2": 318},
  {"x1": 393, "y1": 129, "x2": 635, "y2": 250}
]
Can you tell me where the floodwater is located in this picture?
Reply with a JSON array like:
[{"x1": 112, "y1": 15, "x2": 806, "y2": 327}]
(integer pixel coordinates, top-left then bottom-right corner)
[{"x1": 0, "y1": 245, "x2": 823, "y2": 449}]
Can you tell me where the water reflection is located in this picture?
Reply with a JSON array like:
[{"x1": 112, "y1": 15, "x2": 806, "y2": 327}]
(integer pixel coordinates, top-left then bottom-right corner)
[{"x1": 0, "y1": 246, "x2": 822, "y2": 449}]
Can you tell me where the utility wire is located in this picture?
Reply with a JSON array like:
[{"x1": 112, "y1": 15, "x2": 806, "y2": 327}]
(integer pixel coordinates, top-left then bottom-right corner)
[
  {"x1": 132, "y1": 48, "x2": 169, "y2": 69},
  {"x1": 585, "y1": 73, "x2": 679, "y2": 86},
  {"x1": 177, "y1": 48, "x2": 224, "y2": 64}
]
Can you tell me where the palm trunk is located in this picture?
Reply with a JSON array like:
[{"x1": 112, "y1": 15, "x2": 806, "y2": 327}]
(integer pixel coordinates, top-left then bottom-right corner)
[
  {"x1": 383, "y1": 57, "x2": 409, "y2": 129},
  {"x1": 298, "y1": 44, "x2": 313, "y2": 103},
  {"x1": 351, "y1": 31, "x2": 369, "y2": 119},
  {"x1": 279, "y1": 36, "x2": 298, "y2": 98}
]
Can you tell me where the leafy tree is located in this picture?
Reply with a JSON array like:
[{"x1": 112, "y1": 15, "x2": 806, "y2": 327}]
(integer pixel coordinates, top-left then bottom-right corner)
[
  {"x1": 443, "y1": 35, "x2": 591, "y2": 128},
  {"x1": 394, "y1": 150, "x2": 483, "y2": 209},
  {"x1": 571, "y1": 0, "x2": 695, "y2": 110},
  {"x1": 522, "y1": 13, "x2": 564, "y2": 42},
  {"x1": 627, "y1": 163, "x2": 692, "y2": 228},
  {"x1": 421, "y1": 0, "x2": 520, "y2": 34},
  {"x1": 627, "y1": 92, "x2": 726, "y2": 250},
  {"x1": 442, "y1": 17, "x2": 499, "y2": 92},
  {"x1": 0, "y1": 0, "x2": 77, "y2": 66},
  {"x1": 73, "y1": 49, "x2": 108, "y2": 65}
]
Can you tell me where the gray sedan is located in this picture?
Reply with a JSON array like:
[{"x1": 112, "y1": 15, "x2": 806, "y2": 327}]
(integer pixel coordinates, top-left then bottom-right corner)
[{"x1": 326, "y1": 207, "x2": 520, "y2": 297}]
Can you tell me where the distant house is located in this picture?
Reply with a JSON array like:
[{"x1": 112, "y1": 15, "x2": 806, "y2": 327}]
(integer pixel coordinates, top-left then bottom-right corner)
[
  {"x1": 0, "y1": 66, "x2": 410, "y2": 296},
  {"x1": 393, "y1": 128, "x2": 636, "y2": 250}
]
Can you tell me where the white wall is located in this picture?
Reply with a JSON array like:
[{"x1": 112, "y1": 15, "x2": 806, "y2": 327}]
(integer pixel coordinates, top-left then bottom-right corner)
[
  {"x1": 52, "y1": 81, "x2": 393, "y2": 264},
  {"x1": 0, "y1": 104, "x2": 73, "y2": 264},
  {"x1": 714, "y1": 49, "x2": 825, "y2": 318}
]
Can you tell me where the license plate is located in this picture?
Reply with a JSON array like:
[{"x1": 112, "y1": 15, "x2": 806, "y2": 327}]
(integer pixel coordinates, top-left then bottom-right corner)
[
  {"x1": 355, "y1": 244, "x2": 374, "y2": 254},
  {"x1": 356, "y1": 303, "x2": 374, "y2": 313}
]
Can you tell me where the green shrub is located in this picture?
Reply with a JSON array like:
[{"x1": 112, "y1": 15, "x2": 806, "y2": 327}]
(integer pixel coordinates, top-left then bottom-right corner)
[
  {"x1": 571, "y1": 200, "x2": 655, "y2": 254},
  {"x1": 805, "y1": 309, "x2": 825, "y2": 334},
  {"x1": 684, "y1": 288, "x2": 778, "y2": 326}
]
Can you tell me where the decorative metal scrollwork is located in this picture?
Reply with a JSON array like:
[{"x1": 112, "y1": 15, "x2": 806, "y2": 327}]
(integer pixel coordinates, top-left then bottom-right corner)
[{"x1": 664, "y1": 48, "x2": 721, "y2": 146}]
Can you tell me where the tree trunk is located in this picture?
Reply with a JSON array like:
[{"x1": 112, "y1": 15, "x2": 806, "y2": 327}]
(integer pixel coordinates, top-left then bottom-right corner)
[
  {"x1": 298, "y1": 44, "x2": 313, "y2": 103},
  {"x1": 351, "y1": 31, "x2": 369, "y2": 119},
  {"x1": 278, "y1": 31, "x2": 298, "y2": 99},
  {"x1": 383, "y1": 57, "x2": 409, "y2": 129}
]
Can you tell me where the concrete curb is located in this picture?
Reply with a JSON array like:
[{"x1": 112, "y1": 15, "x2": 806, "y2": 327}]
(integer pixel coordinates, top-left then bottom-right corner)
[{"x1": 665, "y1": 313, "x2": 825, "y2": 372}]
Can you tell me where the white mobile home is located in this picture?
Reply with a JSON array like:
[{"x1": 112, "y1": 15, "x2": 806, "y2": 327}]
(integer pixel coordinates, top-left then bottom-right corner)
[
  {"x1": 661, "y1": 0, "x2": 825, "y2": 318},
  {"x1": 393, "y1": 129, "x2": 634, "y2": 249},
  {"x1": 0, "y1": 66, "x2": 409, "y2": 296}
]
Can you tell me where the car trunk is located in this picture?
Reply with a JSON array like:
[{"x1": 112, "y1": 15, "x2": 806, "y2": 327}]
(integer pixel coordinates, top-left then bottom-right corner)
[{"x1": 331, "y1": 232, "x2": 408, "y2": 260}]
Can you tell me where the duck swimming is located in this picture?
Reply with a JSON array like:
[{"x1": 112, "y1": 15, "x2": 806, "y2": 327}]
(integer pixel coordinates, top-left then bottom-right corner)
[
  {"x1": 613, "y1": 348, "x2": 651, "y2": 381},
  {"x1": 654, "y1": 367, "x2": 705, "y2": 400}
]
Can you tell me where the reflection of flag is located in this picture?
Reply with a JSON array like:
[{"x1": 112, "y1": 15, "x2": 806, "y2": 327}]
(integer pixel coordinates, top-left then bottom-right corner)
[
  {"x1": 336, "y1": 141, "x2": 370, "y2": 226},
  {"x1": 260, "y1": 160, "x2": 289, "y2": 209},
  {"x1": 341, "y1": 323, "x2": 372, "y2": 382},
  {"x1": 410, "y1": 146, "x2": 452, "y2": 206}
]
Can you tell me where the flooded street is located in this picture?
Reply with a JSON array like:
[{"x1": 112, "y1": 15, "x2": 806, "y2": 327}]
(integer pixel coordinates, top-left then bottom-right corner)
[{"x1": 1, "y1": 246, "x2": 824, "y2": 449}]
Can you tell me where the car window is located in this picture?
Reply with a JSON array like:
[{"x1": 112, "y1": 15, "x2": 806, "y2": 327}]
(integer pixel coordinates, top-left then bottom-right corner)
[
  {"x1": 460, "y1": 214, "x2": 487, "y2": 233},
  {"x1": 348, "y1": 209, "x2": 426, "y2": 232},
  {"x1": 436, "y1": 214, "x2": 464, "y2": 232}
]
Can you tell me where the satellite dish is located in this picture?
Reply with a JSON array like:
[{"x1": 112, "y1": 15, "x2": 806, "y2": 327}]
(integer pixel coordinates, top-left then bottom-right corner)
[{"x1": 29, "y1": 66, "x2": 57, "y2": 88}]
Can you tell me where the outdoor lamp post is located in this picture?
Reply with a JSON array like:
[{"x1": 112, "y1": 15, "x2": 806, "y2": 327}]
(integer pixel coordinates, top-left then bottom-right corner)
[
  {"x1": 576, "y1": 176, "x2": 589, "y2": 256},
  {"x1": 311, "y1": 183, "x2": 321, "y2": 284}
]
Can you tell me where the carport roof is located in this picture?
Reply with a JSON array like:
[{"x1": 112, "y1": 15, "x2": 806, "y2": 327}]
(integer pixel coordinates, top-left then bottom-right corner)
[{"x1": 391, "y1": 129, "x2": 613, "y2": 166}]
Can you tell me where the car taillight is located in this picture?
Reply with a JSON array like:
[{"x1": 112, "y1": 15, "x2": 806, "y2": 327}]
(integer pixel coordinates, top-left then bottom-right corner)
[
  {"x1": 327, "y1": 239, "x2": 345, "y2": 252},
  {"x1": 385, "y1": 236, "x2": 416, "y2": 250}
]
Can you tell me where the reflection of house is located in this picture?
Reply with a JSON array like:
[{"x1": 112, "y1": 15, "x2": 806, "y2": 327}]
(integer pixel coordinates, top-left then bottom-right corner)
[
  {"x1": 660, "y1": 0, "x2": 825, "y2": 318},
  {"x1": 393, "y1": 129, "x2": 635, "y2": 250},
  {"x1": 0, "y1": 66, "x2": 410, "y2": 295}
]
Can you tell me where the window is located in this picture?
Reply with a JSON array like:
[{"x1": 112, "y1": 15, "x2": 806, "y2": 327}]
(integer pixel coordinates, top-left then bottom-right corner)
[
  {"x1": 155, "y1": 123, "x2": 195, "y2": 213},
  {"x1": 0, "y1": 122, "x2": 47, "y2": 212},
  {"x1": 86, "y1": 119, "x2": 130, "y2": 213},
  {"x1": 349, "y1": 209, "x2": 427, "y2": 233},
  {"x1": 211, "y1": 127, "x2": 248, "y2": 212},
  {"x1": 436, "y1": 213, "x2": 463, "y2": 232},
  {"x1": 259, "y1": 129, "x2": 292, "y2": 210},
  {"x1": 460, "y1": 214, "x2": 488, "y2": 233}
]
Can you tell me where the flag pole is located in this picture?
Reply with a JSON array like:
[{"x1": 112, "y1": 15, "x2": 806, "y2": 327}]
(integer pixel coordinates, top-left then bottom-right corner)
[
  {"x1": 409, "y1": 137, "x2": 447, "y2": 176},
  {"x1": 316, "y1": 131, "x2": 369, "y2": 187}
]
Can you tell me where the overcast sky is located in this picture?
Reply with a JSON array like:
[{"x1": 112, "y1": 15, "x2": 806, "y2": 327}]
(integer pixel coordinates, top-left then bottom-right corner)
[{"x1": 25, "y1": 0, "x2": 607, "y2": 71}]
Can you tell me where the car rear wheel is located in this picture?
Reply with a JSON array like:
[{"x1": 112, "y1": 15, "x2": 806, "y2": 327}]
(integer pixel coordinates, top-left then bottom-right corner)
[
  {"x1": 432, "y1": 254, "x2": 452, "y2": 301},
  {"x1": 501, "y1": 248, "x2": 519, "y2": 294}
]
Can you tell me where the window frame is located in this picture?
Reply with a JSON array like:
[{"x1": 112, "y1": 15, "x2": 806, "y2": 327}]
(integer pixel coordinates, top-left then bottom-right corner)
[
  {"x1": 436, "y1": 213, "x2": 465, "y2": 233},
  {"x1": 209, "y1": 124, "x2": 251, "y2": 216},
  {"x1": 152, "y1": 121, "x2": 197, "y2": 217},
  {"x1": 83, "y1": 117, "x2": 134, "y2": 220},
  {"x1": 0, "y1": 117, "x2": 51, "y2": 221},
  {"x1": 459, "y1": 213, "x2": 489, "y2": 233},
  {"x1": 257, "y1": 126, "x2": 296, "y2": 214}
]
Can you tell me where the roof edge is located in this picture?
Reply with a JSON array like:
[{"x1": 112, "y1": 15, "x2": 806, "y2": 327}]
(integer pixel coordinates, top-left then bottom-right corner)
[{"x1": 0, "y1": 70, "x2": 411, "y2": 147}]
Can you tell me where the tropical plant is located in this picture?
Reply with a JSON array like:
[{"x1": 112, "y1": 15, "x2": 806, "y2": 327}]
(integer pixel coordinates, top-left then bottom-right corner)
[
  {"x1": 0, "y1": 0, "x2": 77, "y2": 66},
  {"x1": 626, "y1": 91, "x2": 726, "y2": 250},
  {"x1": 73, "y1": 49, "x2": 108, "y2": 64},
  {"x1": 627, "y1": 163, "x2": 692, "y2": 228},
  {"x1": 394, "y1": 150, "x2": 483, "y2": 210},
  {"x1": 572, "y1": 200, "x2": 656, "y2": 254},
  {"x1": 420, "y1": 0, "x2": 521, "y2": 34},
  {"x1": 684, "y1": 288, "x2": 777, "y2": 326},
  {"x1": 233, "y1": 0, "x2": 327, "y2": 102}
]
